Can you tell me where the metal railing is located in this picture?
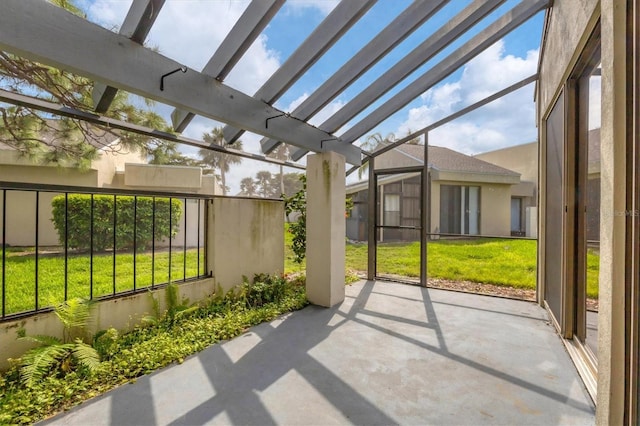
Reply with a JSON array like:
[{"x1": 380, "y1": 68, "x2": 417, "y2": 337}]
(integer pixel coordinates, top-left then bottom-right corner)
[{"x1": 0, "y1": 181, "x2": 212, "y2": 320}]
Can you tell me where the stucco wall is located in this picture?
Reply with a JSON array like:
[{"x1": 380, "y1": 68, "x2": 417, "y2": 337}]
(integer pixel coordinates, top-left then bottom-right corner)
[
  {"x1": 0, "y1": 277, "x2": 216, "y2": 371},
  {"x1": 124, "y1": 163, "x2": 202, "y2": 190},
  {"x1": 480, "y1": 183, "x2": 512, "y2": 236},
  {"x1": 475, "y1": 142, "x2": 538, "y2": 184},
  {"x1": 209, "y1": 197, "x2": 284, "y2": 291},
  {"x1": 430, "y1": 181, "x2": 511, "y2": 237},
  {"x1": 537, "y1": 0, "x2": 599, "y2": 115},
  {"x1": 95, "y1": 145, "x2": 146, "y2": 187},
  {"x1": 0, "y1": 165, "x2": 98, "y2": 246},
  {"x1": 375, "y1": 149, "x2": 421, "y2": 170}
]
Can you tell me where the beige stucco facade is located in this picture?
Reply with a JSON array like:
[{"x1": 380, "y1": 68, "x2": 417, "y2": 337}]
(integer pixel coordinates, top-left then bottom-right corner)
[
  {"x1": 347, "y1": 147, "x2": 518, "y2": 238},
  {"x1": 428, "y1": 180, "x2": 512, "y2": 237},
  {"x1": 0, "y1": 145, "x2": 218, "y2": 248},
  {"x1": 536, "y1": 0, "x2": 636, "y2": 423}
]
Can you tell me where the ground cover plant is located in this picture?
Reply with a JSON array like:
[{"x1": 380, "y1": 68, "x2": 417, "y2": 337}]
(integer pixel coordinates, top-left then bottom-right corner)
[
  {"x1": 0, "y1": 274, "x2": 307, "y2": 424},
  {"x1": 2, "y1": 248, "x2": 204, "y2": 315}
]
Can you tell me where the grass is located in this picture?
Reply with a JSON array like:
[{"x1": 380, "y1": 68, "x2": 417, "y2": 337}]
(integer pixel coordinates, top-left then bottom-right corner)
[
  {"x1": 1, "y1": 226, "x2": 601, "y2": 316},
  {"x1": 2, "y1": 248, "x2": 205, "y2": 316},
  {"x1": 285, "y1": 225, "x2": 600, "y2": 298}
]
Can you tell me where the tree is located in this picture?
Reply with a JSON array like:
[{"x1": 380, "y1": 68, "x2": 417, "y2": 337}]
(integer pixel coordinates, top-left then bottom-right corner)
[
  {"x1": 0, "y1": 0, "x2": 169, "y2": 168},
  {"x1": 358, "y1": 132, "x2": 396, "y2": 179},
  {"x1": 267, "y1": 144, "x2": 290, "y2": 196},
  {"x1": 148, "y1": 141, "x2": 199, "y2": 166},
  {"x1": 199, "y1": 127, "x2": 243, "y2": 195},
  {"x1": 281, "y1": 172, "x2": 304, "y2": 197},
  {"x1": 255, "y1": 170, "x2": 274, "y2": 197},
  {"x1": 240, "y1": 177, "x2": 257, "y2": 196}
]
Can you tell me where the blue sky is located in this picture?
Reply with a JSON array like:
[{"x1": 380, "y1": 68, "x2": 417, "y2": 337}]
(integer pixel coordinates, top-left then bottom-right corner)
[{"x1": 78, "y1": 0, "x2": 544, "y2": 192}]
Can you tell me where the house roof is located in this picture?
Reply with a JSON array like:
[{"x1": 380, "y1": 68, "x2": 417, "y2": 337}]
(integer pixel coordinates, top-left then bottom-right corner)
[{"x1": 385, "y1": 143, "x2": 520, "y2": 177}]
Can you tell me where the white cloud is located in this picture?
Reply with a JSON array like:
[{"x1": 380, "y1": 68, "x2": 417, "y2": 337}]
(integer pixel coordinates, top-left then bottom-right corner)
[
  {"x1": 284, "y1": 0, "x2": 339, "y2": 15},
  {"x1": 82, "y1": 0, "x2": 132, "y2": 29},
  {"x1": 397, "y1": 40, "x2": 539, "y2": 155}
]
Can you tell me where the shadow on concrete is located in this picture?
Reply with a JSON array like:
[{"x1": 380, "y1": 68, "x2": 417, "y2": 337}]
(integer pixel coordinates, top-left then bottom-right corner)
[{"x1": 46, "y1": 280, "x2": 595, "y2": 425}]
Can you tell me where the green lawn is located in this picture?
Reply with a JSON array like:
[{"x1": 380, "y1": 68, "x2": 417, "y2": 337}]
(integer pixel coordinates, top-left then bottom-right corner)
[
  {"x1": 285, "y1": 226, "x2": 600, "y2": 298},
  {"x1": 2, "y1": 248, "x2": 205, "y2": 316},
  {"x1": 2, "y1": 227, "x2": 600, "y2": 316}
]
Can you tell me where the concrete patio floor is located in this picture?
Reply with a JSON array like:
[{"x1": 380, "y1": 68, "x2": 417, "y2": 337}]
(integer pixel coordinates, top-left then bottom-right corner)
[{"x1": 44, "y1": 280, "x2": 595, "y2": 425}]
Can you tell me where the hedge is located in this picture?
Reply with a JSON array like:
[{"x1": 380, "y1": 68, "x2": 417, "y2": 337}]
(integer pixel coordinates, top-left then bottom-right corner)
[{"x1": 51, "y1": 195, "x2": 182, "y2": 252}]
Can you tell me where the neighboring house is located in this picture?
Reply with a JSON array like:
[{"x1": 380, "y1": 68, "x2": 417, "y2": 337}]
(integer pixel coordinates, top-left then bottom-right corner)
[
  {"x1": 0, "y1": 124, "x2": 220, "y2": 247},
  {"x1": 346, "y1": 144, "x2": 521, "y2": 242},
  {"x1": 474, "y1": 141, "x2": 538, "y2": 237}
]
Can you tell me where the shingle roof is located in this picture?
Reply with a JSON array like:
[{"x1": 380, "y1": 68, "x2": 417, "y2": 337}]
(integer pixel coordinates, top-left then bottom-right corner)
[{"x1": 383, "y1": 143, "x2": 520, "y2": 176}]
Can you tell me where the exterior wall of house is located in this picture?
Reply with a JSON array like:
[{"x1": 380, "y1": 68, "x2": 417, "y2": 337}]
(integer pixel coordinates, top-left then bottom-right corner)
[
  {"x1": 475, "y1": 142, "x2": 538, "y2": 184},
  {"x1": 375, "y1": 148, "x2": 421, "y2": 170},
  {"x1": 0, "y1": 157, "x2": 215, "y2": 247},
  {"x1": 537, "y1": 0, "x2": 600, "y2": 115},
  {"x1": 537, "y1": 0, "x2": 633, "y2": 421},
  {"x1": 474, "y1": 142, "x2": 539, "y2": 236},
  {"x1": 95, "y1": 144, "x2": 147, "y2": 187},
  {"x1": 430, "y1": 180, "x2": 511, "y2": 237},
  {"x1": 0, "y1": 164, "x2": 98, "y2": 246}
]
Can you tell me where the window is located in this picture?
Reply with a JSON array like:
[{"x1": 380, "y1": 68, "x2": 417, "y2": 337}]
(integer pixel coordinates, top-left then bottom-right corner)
[{"x1": 383, "y1": 194, "x2": 400, "y2": 226}]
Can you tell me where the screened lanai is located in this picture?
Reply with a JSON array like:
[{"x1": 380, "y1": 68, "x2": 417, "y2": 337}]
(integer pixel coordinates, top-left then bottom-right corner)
[{"x1": 3, "y1": 0, "x2": 638, "y2": 424}]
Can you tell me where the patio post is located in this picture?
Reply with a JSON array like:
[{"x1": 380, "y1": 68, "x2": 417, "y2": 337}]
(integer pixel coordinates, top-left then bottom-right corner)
[{"x1": 306, "y1": 151, "x2": 346, "y2": 307}]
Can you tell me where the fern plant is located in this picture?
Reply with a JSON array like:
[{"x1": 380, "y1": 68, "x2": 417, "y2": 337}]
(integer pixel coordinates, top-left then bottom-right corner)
[
  {"x1": 142, "y1": 284, "x2": 198, "y2": 328},
  {"x1": 17, "y1": 298, "x2": 101, "y2": 387}
]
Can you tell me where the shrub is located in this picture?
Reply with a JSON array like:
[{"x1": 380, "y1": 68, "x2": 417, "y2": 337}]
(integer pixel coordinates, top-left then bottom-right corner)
[{"x1": 51, "y1": 195, "x2": 182, "y2": 252}]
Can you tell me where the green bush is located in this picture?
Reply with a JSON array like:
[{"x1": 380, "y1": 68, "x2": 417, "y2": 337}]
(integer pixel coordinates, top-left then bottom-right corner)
[{"x1": 51, "y1": 195, "x2": 182, "y2": 252}]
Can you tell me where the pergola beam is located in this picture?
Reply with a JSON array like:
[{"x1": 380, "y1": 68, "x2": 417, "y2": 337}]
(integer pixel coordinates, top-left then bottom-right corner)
[
  {"x1": 345, "y1": 74, "x2": 538, "y2": 176},
  {"x1": 172, "y1": 0, "x2": 285, "y2": 133},
  {"x1": 0, "y1": 89, "x2": 305, "y2": 171},
  {"x1": 222, "y1": 0, "x2": 376, "y2": 145},
  {"x1": 289, "y1": 0, "x2": 509, "y2": 161},
  {"x1": 334, "y1": 0, "x2": 548, "y2": 147},
  {"x1": 0, "y1": 0, "x2": 361, "y2": 164},
  {"x1": 92, "y1": 0, "x2": 166, "y2": 113},
  {"x1": 260, "y1": 0, "x2": 452, "y2": 155}
]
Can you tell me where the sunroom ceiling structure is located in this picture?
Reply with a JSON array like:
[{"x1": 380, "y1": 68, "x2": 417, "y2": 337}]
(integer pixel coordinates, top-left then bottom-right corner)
[{"x1": 0, "y1": 0, "x2": 549, "y2": 169}]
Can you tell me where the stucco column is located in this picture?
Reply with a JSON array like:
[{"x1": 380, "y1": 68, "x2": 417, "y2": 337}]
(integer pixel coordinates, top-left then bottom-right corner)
[{"x1": 306, "y1": 151, "x2": 346, "y2": 307}]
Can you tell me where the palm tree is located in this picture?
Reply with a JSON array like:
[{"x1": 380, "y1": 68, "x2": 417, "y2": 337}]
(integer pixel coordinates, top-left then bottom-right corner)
[
  {"x1": 268, "y1": 144, "x2": 290, "y2": 196},
  {"x1": 199, "y1": 127, "x2": 243, "y2": 195},
  {"x1": 240, "y1": 177, "x2": 257, "y2": 196},
  {"x1": 358, "y1": 132, "x2": 395, "y2": 179},
  {"x1": 255, "y1": 170, "x2": 274, "y2": 197}
]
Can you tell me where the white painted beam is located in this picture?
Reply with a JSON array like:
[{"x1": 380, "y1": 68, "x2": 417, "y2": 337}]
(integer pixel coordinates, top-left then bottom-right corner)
[
  {"x1": 260, "y1": 0, "x2": 454, "y2": 155},
  {"x1": 288, "y1": 0, "x2": 509, "y2": 160},
  {"x1": 0, "y1": 0, "x2": 361, "y2": 164},
  {"x1": 222, "y1": 0, "x2": 376, "y2": 145},
  {"x1": 171, "y1": 0, "x2": 284, "y2": 132},
  {"x1": 345, "y1": 74, "x2": 539, "y2": 176},
  {"x1": 93, "y1": 0, "x2": 165, "y2": 113},
  {"x1": 291, "y1": 0, "x2": 548, "y2": 161},
  {"x1": 336, "y1": 0, "x2": 548, "y2": 146}
]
